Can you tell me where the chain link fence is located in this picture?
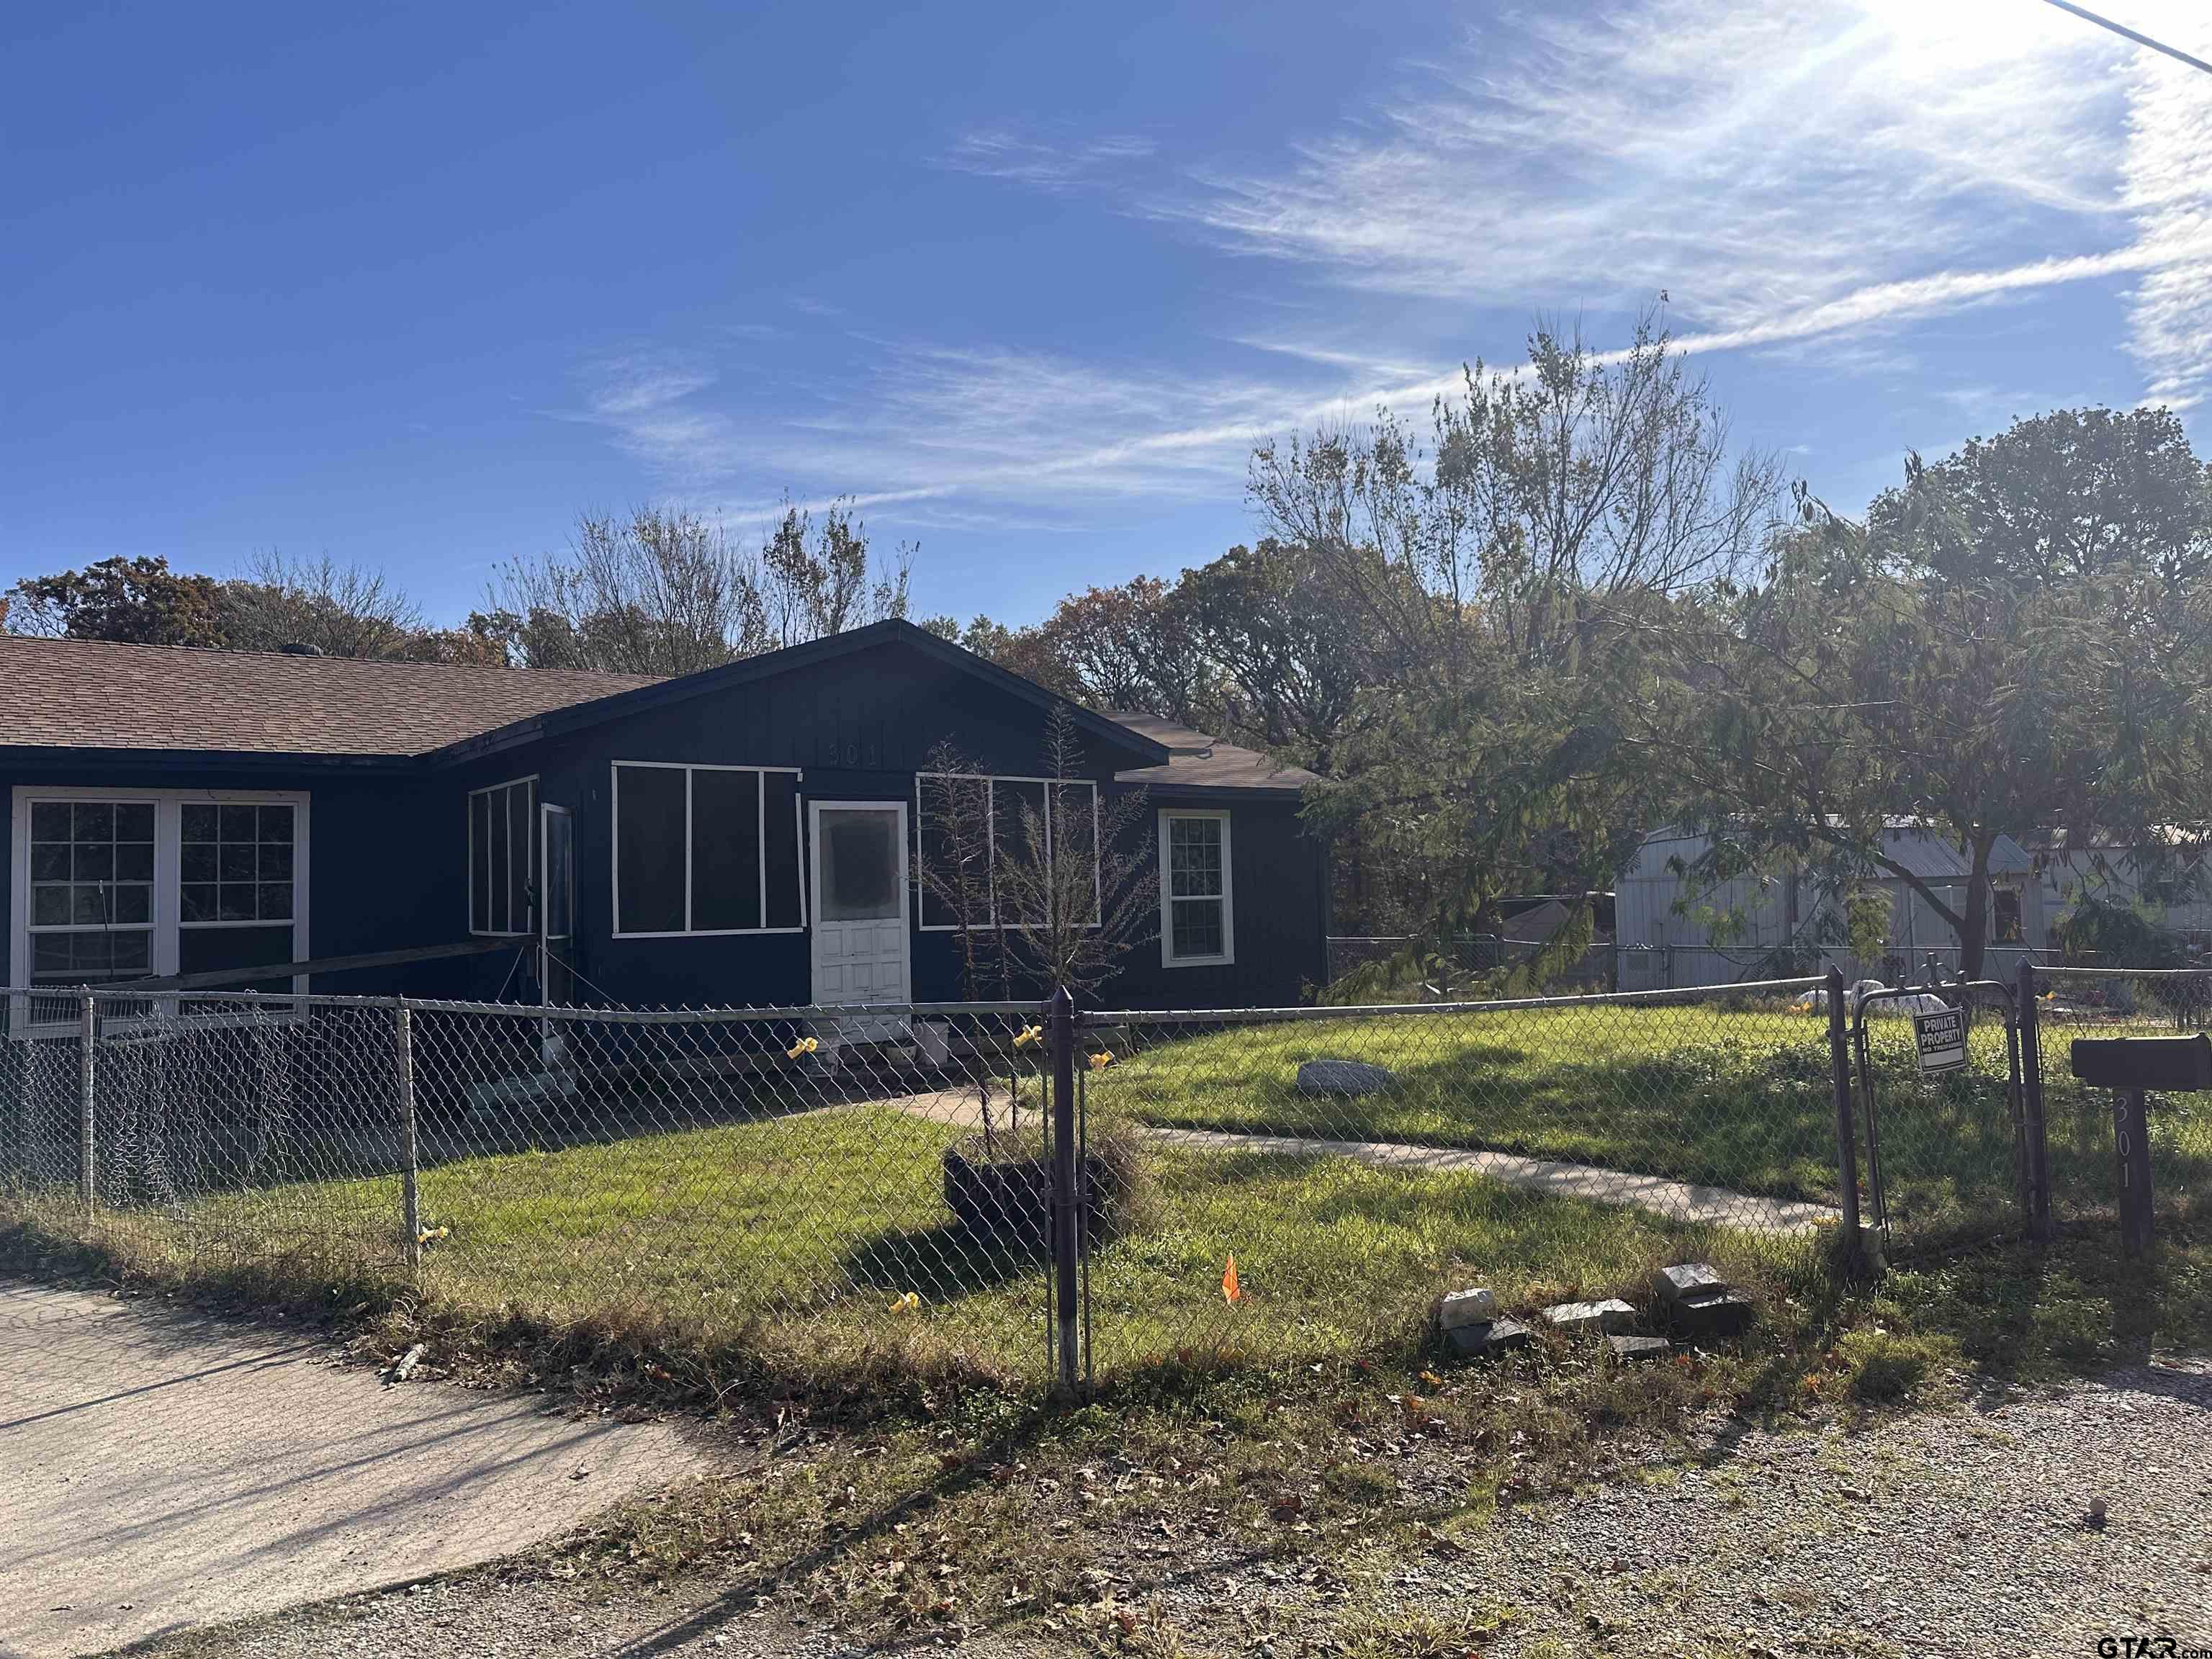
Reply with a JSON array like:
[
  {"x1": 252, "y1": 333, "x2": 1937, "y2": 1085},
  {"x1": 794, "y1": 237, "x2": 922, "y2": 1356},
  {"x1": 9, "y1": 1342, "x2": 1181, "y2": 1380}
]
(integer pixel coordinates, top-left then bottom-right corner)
[
  {"x1": 1074, "y1": 981, "x2": 1843, "y2": 1372},
  {"x1": 2028, "y1": 967, "x2": 2211, "y2": 1237},
  {"x1": 4, "y1": 988, "x2": 1064, "y2": 1382},
  {"x1": 1, "y1": 979, "x2": 1879, "y2": 1387}
]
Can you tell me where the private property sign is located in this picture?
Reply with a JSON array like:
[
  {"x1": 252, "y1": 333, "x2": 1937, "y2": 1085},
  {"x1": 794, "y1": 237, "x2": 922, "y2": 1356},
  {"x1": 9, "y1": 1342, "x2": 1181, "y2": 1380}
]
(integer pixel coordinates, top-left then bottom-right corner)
[{"x1": 1913, "y1": 1005, "x2": 1967, "y2": 1076}]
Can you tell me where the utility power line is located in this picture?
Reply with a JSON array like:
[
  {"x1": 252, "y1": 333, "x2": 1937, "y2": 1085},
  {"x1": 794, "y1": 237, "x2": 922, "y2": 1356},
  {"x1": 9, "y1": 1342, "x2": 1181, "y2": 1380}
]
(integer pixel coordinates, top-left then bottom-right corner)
[{"x1": 2038, "y1": 0, "x2": 2212, "y2": 77}]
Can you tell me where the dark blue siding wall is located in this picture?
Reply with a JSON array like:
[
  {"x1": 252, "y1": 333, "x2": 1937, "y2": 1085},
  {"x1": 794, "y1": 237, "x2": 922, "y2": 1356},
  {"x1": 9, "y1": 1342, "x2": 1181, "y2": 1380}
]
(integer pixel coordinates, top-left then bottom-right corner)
[
  {"x1": 435, "y1": 639, "x2": 1327, "y2": 1011},
  {"x1": 3, "y1": 638, "x2": 1331, "y2": 1013},
  {"x1": 0, "y1": 757, "x2": 464, "y2": 999},
  {"x1": 1107, "y1": 791, "x2": 1328, "y2": 1010},
  {"x1": 496, "y1": 639, "x2": 1162, "y2": 1009}
]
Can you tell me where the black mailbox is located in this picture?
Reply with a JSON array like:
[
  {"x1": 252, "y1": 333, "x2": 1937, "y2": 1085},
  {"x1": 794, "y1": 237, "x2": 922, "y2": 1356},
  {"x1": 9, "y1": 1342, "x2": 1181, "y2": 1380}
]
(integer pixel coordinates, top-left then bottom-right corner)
[
  {"x1": 2068, "y1": 1033, "x2": 2212, "y2": 1092},
  {"x1": 2068, "y1": 1032, "x2": 2211, "y2": 1259}
]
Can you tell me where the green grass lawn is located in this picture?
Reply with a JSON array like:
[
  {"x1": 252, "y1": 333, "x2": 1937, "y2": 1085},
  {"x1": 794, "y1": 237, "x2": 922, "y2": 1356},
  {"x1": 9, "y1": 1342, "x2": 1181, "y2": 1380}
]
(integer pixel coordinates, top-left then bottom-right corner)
[
  {"x1": 1091, "y1": 1002, "x2": 1846, "y2": 1196},
  {"x1": 1089, "y1": 1002, "x2": 2212, "y2": 1254},
  {"x1": 1076, "y1": 1138, "x2": 1802, "y2": 1375},
  {"x1": 6, "y1": 1091, "x2": 1810, "y2": 1386},
  {"x1": 15, "y1": 999, "x2": 2204, "y2": 1388}
]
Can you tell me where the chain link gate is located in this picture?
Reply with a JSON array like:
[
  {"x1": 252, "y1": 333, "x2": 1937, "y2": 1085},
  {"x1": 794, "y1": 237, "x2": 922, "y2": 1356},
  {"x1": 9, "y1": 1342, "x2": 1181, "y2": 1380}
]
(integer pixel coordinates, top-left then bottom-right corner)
[{"x1": 1851, "y1": 976, "x2": 2029, "y2": 1258}]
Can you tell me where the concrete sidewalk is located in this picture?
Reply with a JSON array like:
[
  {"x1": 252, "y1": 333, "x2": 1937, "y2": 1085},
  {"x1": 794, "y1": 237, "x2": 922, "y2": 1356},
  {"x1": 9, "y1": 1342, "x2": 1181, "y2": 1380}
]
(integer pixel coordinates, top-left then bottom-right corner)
[
  {"x1": 1136, "y1": 1125, "x2": 1839, "y2": 1231},
  {"x1": 0, "y1": 1280, "x2": 704, "y2": 1659},
  {"x1": 881, "y1": 1087, "x2": 1837, "y2": 1233}
]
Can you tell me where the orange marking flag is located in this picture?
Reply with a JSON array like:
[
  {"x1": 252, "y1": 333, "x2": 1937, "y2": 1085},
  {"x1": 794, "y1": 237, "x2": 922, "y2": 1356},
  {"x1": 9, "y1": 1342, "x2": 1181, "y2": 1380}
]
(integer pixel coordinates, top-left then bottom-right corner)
[{"x1": 1222, "y1": 1254, "x2": 1241, "y2": 1305}]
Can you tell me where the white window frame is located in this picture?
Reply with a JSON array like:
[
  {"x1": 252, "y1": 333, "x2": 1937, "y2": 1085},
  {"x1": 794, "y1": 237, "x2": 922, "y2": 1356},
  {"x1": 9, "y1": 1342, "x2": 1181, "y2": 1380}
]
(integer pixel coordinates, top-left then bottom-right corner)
[
  {"x1": 913, "y1": 773, "x2": 1102, "y2": 932},
  {"x1": 467, "y1": 774, "x2": 539, "y2": 938},
  {"x1": 610, "y1": 761, "x2": 806, "y2": 939},
  {"x1": 1159, "y1": 807, "x2": 1233, "y2": 968},
  {"x1": 9, "y1": 786, "x2": 310, "y2": 1037}
]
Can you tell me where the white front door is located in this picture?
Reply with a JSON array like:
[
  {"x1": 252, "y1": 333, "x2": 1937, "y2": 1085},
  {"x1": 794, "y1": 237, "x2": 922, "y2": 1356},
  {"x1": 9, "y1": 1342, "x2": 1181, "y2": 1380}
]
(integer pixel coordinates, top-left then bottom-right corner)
[{"x1": 808, "y1": 801, "x2": 911, "y2": 1034}]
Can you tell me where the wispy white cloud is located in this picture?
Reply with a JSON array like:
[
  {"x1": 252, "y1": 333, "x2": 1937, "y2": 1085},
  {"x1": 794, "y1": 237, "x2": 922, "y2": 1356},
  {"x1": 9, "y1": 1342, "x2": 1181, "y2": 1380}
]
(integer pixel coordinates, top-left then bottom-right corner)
[
  {"x1": 1228, "y1": 335, "x2": 1442, "y2": 384},
  {"x1": 1151, "y1": 1, "x2": 2212, "y2": 409},
  {"x1": 2115, "y1": 6, "x2": 2212, "y2": 409},
  {"x1": 584, "y1": 351, "x2": 721, "y2": 418},
  {"x1": 1155, "y1": 2, "x2": 2129, "y2": 323},
  {"x1": 573, "y1": 235, "x2": 2212, "y2": 539},
  {"x1": 939, "y1": 128, "x2": 1157, "y2": 192},
  {"x1": 571, "y1": 337, "x2": 1307, "y2": 534},
  {"x1": 575, "y1": 2, "x2": 2212, "y2": 540}
]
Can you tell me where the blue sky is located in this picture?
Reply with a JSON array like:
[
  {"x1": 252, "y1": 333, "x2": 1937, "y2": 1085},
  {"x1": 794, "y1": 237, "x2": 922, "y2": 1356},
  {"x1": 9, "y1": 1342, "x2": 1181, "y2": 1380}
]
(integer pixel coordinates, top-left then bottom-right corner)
[{"x1": 6, "y1": 1, "x2": 2209, "y2": 629}]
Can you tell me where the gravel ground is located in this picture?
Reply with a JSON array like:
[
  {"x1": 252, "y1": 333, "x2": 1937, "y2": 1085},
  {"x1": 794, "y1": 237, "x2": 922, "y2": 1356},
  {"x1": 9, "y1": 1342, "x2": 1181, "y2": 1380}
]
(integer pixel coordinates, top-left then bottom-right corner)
[
  {"x1": 125, "y1": 1359, "x2": 2212, "y2": 1659},
  {"x1": 1257, "y1": 1355, "x2": 2212, "y2": 1657}
]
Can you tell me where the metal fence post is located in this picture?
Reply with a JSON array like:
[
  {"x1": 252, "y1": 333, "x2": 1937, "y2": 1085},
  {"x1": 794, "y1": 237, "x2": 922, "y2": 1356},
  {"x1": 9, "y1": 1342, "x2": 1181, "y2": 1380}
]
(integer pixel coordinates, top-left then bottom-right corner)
[
  {"x1": 1825, "y1": 966, "x2": 1863, "y2": 1265},
  {"x1": 2015, "y1": 958, "x2": 2052, "y2": 1241},
  {"x1": 394, "y1": 1002, "x2": 423, "y2": 1275},
  {"x1": 1047, "y1": 985, "x2": 1079, "y2": 1390},
  {"x1": 78, "y1": 994, "x2": 96, "y2": 1216}
]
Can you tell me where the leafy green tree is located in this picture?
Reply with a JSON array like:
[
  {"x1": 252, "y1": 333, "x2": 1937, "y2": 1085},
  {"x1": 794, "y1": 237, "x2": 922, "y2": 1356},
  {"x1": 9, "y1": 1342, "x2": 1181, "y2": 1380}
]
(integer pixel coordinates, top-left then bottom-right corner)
[
  {"x1": 1179, "y1": 539, "x2": 1363, "y2": 770},
  {"x1": 6, "y1": 555, "x2": 224, "y2": 645},
  {"x1": 1660, "y1": 408, "x2": 2212, "y2": 981},
  {"x1": 753, "y1": 502, "x2": 912, "y2": 649},
  {"x1": 9, "y1": 550, "x2": 506, "y2": 662}
]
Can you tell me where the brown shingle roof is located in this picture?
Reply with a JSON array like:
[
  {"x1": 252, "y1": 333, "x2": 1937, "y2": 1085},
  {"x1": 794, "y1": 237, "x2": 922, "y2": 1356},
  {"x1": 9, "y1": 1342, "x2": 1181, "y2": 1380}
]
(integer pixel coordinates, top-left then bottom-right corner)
[
  {"x1": 1105, "y1": 711, "x2": 1321, "y2": 793},
  {"x1": 0, "y1": 635, "x2": 662, "y2": 757}
]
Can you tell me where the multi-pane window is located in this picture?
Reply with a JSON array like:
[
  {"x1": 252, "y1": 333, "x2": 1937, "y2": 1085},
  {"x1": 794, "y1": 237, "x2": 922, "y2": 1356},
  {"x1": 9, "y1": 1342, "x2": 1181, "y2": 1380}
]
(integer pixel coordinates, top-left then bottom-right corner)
[
  {"x1": 469, "y1": 778, "x2": 537, "y2": 937},
  {"x1": 180, "y1": 801, "x2": 299, "y2": 990},
  {"x1": 1160, "y1": 809, "x2": 1232, "y2": 966},
  {"x1": 26, "y1": 801, "x2": 156, "y2": 986},
  {"x1": 612, "y1": 763, "x2": 803, "y2": 937},
  {"x1": 914, "y1": 774, "x2": 1100, "y2": 930},
  {"x1": 12, "y1": 790, "x2": 307, "y2": 1023},
  {"x1": 181, "y1": 804, "x2": 295, "y2": 924}
]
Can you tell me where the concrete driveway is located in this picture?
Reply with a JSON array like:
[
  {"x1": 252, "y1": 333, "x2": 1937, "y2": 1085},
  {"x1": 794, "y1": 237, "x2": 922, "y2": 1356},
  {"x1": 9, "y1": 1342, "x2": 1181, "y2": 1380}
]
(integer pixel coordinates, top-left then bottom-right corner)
[{"x1": 0, "y1": 1280, "x2": 706, "y2": 1658}]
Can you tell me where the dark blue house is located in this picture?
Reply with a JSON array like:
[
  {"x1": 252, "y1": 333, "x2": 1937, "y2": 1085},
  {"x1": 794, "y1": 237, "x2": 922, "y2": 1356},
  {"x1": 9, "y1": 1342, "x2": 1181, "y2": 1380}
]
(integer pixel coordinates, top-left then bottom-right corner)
[{"x1": 2, "y1": 621, "x2": 1327, "y2": 1034}]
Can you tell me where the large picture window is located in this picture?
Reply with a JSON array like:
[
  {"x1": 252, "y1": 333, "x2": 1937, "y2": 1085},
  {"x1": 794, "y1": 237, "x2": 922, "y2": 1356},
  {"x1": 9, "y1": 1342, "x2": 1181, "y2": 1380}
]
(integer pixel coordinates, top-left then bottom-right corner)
[
  {"x1": 468, "y1": 777, "x2": 537, "y2": 937},
  {"x1": 1160, "y1": 809, "x2": 1232, "y2": 966},
  {"x1": 11, "y1": 787, "x2": 308, "y2": 1030},
  {"x1": 914, "y1": 774, "x2": 1100, "y2": 930},
  {"x1": 612, "y1": 762, "x2": 803, "y2": 938}
]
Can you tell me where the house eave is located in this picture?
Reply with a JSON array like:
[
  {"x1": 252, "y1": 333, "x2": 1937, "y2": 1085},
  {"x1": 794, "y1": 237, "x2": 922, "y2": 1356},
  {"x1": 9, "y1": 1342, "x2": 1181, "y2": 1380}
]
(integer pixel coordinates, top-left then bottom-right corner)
[
  {"x1": 421, "y1": 620, "x2": 1174, "y2": 771},
  {"x1": 0, "y1": 745, "x2": 418, "y2": 775}
]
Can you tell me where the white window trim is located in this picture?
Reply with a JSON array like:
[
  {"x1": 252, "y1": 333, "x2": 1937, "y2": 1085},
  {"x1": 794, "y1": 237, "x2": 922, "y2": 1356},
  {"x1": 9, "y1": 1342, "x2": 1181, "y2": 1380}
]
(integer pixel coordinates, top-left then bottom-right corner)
[
  {"x1": 467, "y1": 774, "x2": 539, "y2": 939},
  {"x1": 610, "y1": 761, "x2": 807, "y2": 939},
  {"x1": 1159, "y1": 807, "x2": 1233, "y2": 968},
  {"x1": 913, "y1": 773, "x2": 1102, "y2": 932},
  {"x1": 9, "y1": 785, "x2": 310, "y2": 1037}
]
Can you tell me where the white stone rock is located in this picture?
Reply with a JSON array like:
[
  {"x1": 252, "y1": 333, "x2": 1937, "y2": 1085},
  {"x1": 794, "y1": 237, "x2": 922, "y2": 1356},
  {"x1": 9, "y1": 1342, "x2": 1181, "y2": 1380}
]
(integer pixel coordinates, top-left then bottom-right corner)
[
  {"x1": 1437, "y1": 1287, "x2": 1499, "y2": 1329},
  {"x1": 1540, "y1": 1298, "x2": 1637, "y2": 1336},
  {"x1": 1652, "y1": 1262, "x2": 1727, "y2": 1306},
  {"x1": 1296, "y1": 1058, "x2": 1396, "y2": 1097}
]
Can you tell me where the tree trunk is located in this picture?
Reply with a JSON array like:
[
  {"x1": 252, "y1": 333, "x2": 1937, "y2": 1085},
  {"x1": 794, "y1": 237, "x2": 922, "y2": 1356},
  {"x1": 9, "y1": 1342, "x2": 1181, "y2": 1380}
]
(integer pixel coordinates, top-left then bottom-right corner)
[{"x1": 1958, "y1": 835, "x2": 1996, "y2": 982}]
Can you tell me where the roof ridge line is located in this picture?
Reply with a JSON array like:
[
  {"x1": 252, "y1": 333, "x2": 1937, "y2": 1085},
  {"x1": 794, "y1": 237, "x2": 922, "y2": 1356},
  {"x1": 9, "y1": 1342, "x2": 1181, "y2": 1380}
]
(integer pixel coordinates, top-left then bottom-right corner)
[{"x1": 0, "y1": 632, "x2": 662, "y2": 679}]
